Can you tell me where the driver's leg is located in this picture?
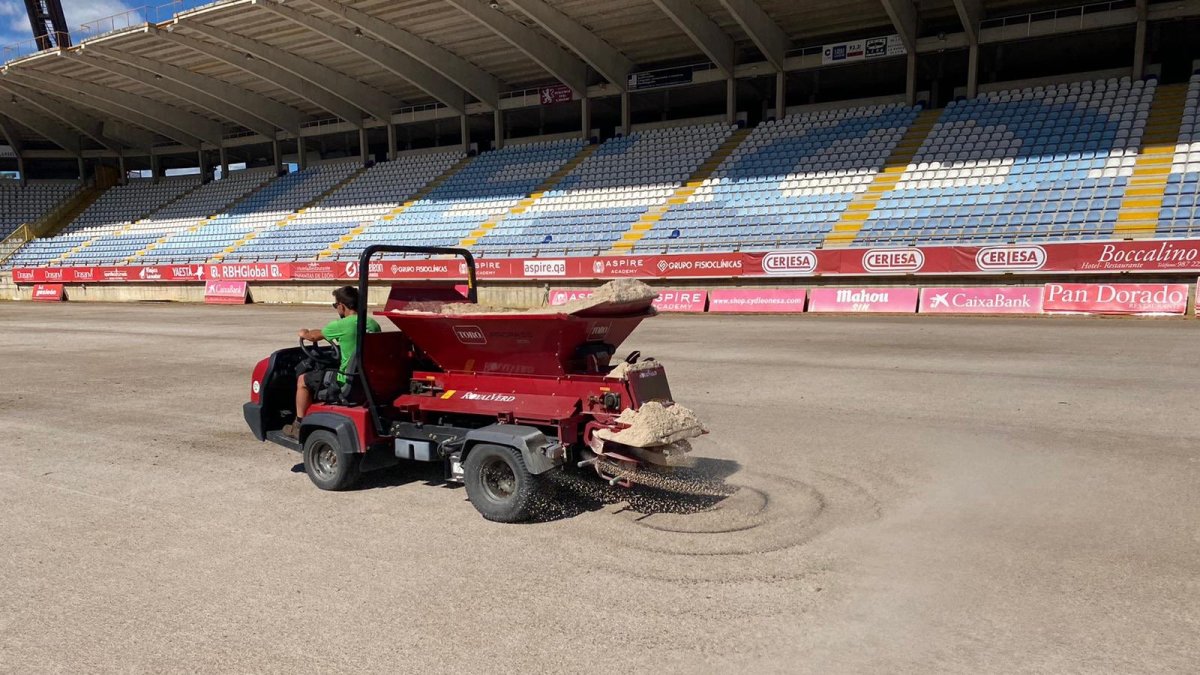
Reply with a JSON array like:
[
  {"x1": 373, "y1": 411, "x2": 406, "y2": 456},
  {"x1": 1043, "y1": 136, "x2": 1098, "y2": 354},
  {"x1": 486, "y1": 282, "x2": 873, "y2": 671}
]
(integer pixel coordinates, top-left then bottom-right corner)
[
  {"x1": 284, "y1": 373, "x2": 316, "y2": 439},
  {"x1": 296, "y1": 373, "x2": 313, "y2": 419}
]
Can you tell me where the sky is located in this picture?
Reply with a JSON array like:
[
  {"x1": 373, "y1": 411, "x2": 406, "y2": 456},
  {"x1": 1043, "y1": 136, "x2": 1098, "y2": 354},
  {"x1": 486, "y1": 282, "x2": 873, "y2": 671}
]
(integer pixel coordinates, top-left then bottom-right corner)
[{"x1": 0, "y1": 0, "x2": 211, "y2": 56}]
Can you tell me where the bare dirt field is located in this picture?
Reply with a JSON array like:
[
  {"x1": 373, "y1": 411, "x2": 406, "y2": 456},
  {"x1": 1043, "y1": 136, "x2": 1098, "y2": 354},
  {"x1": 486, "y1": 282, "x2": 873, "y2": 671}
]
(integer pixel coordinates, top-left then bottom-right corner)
[{"x1": 1, "y1": 302, "x2": 1198, "y2": 673}]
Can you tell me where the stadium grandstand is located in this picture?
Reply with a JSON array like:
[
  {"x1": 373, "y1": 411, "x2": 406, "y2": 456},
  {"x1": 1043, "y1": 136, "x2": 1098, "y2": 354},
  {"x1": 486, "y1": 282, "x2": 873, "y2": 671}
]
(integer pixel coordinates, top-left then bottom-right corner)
[{"x1": 1, "y1": 0, "x2": 1199, "y2": 270}]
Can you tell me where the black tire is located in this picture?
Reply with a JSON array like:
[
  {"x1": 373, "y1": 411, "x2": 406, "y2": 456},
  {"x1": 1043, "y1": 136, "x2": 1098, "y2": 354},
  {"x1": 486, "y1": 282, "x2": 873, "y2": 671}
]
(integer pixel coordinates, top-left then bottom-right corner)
[
  {"x1": 303, "y1": 429, "x2": 361, "y2": 491},
  {"x1": 463, "y1": 443, "x2": 544, "y2": 523}
]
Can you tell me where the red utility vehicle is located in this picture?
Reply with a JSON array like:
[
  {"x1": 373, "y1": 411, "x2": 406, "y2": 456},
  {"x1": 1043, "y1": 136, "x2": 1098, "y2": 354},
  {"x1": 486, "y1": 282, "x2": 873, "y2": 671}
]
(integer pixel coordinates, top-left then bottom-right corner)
[{"x1": 244, "y1": 246, "x2": 686, "y2": 521}]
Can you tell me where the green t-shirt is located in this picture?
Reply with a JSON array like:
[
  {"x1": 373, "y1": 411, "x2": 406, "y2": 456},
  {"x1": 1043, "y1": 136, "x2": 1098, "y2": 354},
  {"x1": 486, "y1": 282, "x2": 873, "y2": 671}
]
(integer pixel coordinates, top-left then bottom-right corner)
[{"x1": 323, "y1": 314, "x2": 381, "y2": 383}]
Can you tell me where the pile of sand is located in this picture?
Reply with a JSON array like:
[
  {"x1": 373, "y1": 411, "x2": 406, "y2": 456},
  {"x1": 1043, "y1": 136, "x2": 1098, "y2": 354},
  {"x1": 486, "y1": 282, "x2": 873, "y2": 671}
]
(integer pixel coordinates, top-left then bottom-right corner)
[
  {"x1": 593, "y1": 401, "x2": 706, "y2": 448},
  {"x1": 555, "y1": 279, "x2": 658, "y2": 314},
  {"x1": 392, "y1": 279, "x2": 659, "y2": 316},
  {"x1": 605, "y1": 358, "x2": 660, "y2": 380}
]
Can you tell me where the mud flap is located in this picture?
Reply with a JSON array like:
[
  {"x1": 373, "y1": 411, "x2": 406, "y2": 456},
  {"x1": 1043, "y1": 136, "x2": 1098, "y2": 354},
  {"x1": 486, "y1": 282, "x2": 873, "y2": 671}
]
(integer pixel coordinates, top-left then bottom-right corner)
[{"x1": 464, "y1": 424, "x2": 564, "y2": 475}]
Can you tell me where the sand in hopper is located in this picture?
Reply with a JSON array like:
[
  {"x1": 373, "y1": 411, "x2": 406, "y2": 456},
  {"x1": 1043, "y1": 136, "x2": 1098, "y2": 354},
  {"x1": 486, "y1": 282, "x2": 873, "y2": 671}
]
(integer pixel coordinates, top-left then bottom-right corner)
[
  {"x1": 394, "y1": 279, "x2": 659, "y2": 315},
  {"x1": 594, "y1": 401, "x2": 706, "y2": 449},
  {"x1": 605, "y1": 358, "x2": 661, "y2": 380}
]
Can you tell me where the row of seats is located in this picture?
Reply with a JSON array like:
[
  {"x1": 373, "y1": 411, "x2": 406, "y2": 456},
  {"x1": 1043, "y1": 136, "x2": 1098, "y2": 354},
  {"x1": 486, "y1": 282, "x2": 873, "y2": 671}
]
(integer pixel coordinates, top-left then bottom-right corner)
[
  {"x1": 1159, "y1": 74, "x2": 1200, "y2": 238},
  {"x1": 477, "y1": 123, "x2": 734, "y2": 254},
  {"x1": 0, "y1": 180, "x2": 80, "y2": 241},
  {"x1": 647, "y1": 104, "x2": 920, "y2": 249},
  {"x1": 857, "y1": 77, "x2": 1155, "y2": 246},
  {"x1": 139, "y1": 161, "x2": 362, "y2": 263},
  {"x1": 335, "y1": 139, "x2": 586, "y2": 257},
  {"x1": 63, "y1": 168, "x2": 278, "y2": 265},
  {"x1": 7, "y1": 75, "x2": 1200, "y2": 265},
  {"x1": 227, "y1": 152, "x2": 463, "y2": 261}
]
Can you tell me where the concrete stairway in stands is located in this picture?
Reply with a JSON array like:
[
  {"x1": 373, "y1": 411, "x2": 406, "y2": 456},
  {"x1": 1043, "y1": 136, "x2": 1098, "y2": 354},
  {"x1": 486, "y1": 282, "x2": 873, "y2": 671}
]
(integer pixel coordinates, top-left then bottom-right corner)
[
  {"x1": 608, "y1": 128, "x2": 751, "y2": 253},
  {"x1": 459, "y1": 143, "x2": 599, "y2": 248},
  {"x1": 213, "y1": 165, "x2": 367, "y2": 263},
  {"x1": 1113, "y1": 83, "x2": 1189, "y2": 239},
  {"x1": 823, "y1": 108, "x2": 940, "y2": 248},
  {"x1": 318, "y1": 156, "x2": 474, "y2": 259}
]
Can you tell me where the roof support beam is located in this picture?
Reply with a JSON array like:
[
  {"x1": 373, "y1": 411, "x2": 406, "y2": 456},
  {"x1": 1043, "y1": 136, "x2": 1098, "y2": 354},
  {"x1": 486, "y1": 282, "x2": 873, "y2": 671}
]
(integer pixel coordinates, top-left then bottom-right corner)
[
  {"x1": 503, "y1": 0, "x2": 635, "y2": 90},
  {"x1": 182, "y1": 18, "x2": 399, "y2": 122},
  {"x1": 8, "y1": 67, "x2": 221, "y2": 145},
  {"x1": 0, "y1": 79, "x2": 132, "y2": 152},
  {"x1": 879, "y1": 0, "x2": 919, "y2": 53},
  {"x1": 255, "y1": 1, "x2": 468, "y2": 114},
  {"x1": 717, "y1": 0, "x2": 788, "y2": 70},
  {"x1": 952, "y1": 0, "x2": 982, "y2": 43},
  {"x1": 69, "y1": 51, "x2": 278, "y2": 139},
  {"x1": 651, "y1": 0, "x2": 736, "y2": 77},
  {"x1": 86, "y1": 41, "x2": 304, "y2": 135},
  {"x1": 952, "y1": 0, "x2": 982, "y2": 97},
  {"x1": 442, "y1": 0, "x2": 588, "y2": 96},
  {"x1": 0, "y1": 100, "x2": 79, "y2": 154},
  {"x1": 301, "y1": 0, "x2": 500, "y2": 109},
  {"x1": 150, "y1": 25, "x2": 363, "y2": 127},
  {"x1": 0, "y1": 114, "x2": 23, "y2": 156},
  {"x1": 3, "y1": 71, "x2": 206, "y2": 148}
]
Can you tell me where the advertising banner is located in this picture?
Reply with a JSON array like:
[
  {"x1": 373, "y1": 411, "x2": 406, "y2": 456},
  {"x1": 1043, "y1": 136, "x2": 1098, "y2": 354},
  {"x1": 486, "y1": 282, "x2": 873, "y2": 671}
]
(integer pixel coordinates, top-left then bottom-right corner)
[
  {"x1": 919, "y1": 286, "x2": 1045, "y2": 314},
  {"x1": 31, "y1": 283, "x2": 64, "y2": 302},
  {"x1": 822, "y1": 34, "x2": 906, "y2": 65},
  {"x1": 548, "y1": 288, "x2": 593, "y2": 306},
  {"x1": 539, "y1": 84, "x2": 573, "y2": 105},
  {"x1": 627, "y1": 66, "x2": 694, "y2": 90},
  {"x1": 206, "y1": 262, "x2": 290, "y2": 281},
  {"x1": 1042, "y1": 283, "x2": 1189, "y2": 315},
  {"x1": 808, "y1": 287, "x2": 919, "y2": 313},
  {"x1": 652, "y1": 289, "x2": 707, "y2": 313},
  {"x1": 708, "y1": 288, "x2": 807, "y2": 313},
  {"x1": 15, "y1": 240, "x2": 1200, "y2": 284},
  {"x1": 204, "y1": 280, "x2": 249, "y2": 305}
]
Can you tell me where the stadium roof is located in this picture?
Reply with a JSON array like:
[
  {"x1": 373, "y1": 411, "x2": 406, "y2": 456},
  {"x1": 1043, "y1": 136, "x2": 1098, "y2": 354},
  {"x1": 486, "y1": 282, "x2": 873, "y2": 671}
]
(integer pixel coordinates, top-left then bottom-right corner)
[{"x1": 0, "y1": 0, "x2": 1196, "y2": 160}]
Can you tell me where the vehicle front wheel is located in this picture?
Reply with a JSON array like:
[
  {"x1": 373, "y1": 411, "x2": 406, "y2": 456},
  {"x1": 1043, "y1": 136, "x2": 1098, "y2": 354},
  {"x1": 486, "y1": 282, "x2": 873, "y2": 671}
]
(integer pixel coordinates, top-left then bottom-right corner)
[
  {"x1": 463, "y1": 443, "x2": 545, "y2": 522},
  {"x1": 303, "y1": 429, "x2": 361, "y2": 491}
]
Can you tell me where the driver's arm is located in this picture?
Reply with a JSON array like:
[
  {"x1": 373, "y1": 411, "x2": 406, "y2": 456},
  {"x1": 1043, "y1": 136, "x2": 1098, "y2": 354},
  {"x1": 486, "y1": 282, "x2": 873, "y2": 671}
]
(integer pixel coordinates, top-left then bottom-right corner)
[{"x1": 297, "y1": 328, "x2": 325, "y2": 341}]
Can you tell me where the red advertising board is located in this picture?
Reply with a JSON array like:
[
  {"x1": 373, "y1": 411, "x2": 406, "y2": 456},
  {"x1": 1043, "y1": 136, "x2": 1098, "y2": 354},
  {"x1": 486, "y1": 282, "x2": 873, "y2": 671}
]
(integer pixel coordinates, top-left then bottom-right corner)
[
  {"x1": 653, "y1": 289, "x2": 707, "y2": 312},
  {"x1": 31, "y1": 283, "x2": 64, "y2": 302},
  {"x1": 204, "y1": 280, "x2": 249, "y2": 304},
  {"x1": 549, "y1": 288, "x2": 593, "y2": 306},
  {"x1": 539, "y1": 84, "x2": 573, "y2": 105},
  {"x1": 708, "y1": 288, "x2": 807, "y2": 313},
  {"x1": 548, "y1": 287, "x2": 706, "y2": 312},
  {"x1": 1042, "y1": 283, "x2": 1189, "y2": 315},
  {"x1": 808, "y1": 287, "x2": 919, "y2": 313},
  {"x1": 918, "y1": 286, "x2": 1044, "y2": 314},
  {"x1": 15, "y1": 239, "x2": 1200, "y2": 284},
  {"x1": 207, "y1": 262, "x2": 290, "y2": 281}
]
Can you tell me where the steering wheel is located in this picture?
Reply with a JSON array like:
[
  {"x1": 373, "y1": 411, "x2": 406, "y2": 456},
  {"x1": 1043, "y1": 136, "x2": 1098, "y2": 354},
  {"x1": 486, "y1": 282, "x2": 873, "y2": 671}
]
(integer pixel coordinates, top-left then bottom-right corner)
[{"x1": 299, "y1": 337, "x2": 341, "y2": 367}]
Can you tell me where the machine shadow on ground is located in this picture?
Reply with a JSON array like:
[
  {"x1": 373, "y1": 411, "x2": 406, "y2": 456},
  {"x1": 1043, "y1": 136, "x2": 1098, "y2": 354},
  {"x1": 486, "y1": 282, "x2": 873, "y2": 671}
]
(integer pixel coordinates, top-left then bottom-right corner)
[{"x1": 293, "y1": 457, "x2": 744, "y2": 523}]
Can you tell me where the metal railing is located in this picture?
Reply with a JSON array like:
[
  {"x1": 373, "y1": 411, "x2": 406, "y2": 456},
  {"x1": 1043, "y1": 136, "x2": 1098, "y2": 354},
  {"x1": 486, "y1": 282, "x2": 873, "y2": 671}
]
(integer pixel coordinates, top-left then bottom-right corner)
[
  {"x1": 979, "y1": 0, "x2": 1136, "y2": 30},
  {"x1": 3, "y1": 1, "x2": 192, "y2": 63},
  {"x1": 0, "y1": 224, "x2": 33, "y2": 266}
]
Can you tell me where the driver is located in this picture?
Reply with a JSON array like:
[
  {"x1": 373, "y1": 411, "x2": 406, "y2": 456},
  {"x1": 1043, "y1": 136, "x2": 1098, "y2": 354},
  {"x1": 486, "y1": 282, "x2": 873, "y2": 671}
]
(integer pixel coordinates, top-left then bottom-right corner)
[{"x1": 284, "y1": 285, "x2": 381, "y2": 439}]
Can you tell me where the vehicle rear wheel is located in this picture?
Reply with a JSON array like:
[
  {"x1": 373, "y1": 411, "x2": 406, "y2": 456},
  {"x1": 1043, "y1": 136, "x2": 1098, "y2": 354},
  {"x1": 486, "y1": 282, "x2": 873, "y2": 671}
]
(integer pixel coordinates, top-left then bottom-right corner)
[
  {"x1": 463, "y1": 443, "x2": 544, "y2": 522},
  {"x1": 303, "y1": 429, "x2": 361, "y2": 491}
]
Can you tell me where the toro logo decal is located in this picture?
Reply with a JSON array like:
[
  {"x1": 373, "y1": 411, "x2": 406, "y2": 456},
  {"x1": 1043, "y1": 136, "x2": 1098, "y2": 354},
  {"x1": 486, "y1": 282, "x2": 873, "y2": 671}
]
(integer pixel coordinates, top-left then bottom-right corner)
[
  {"x1": 862, "y1": 248, "x2": 925, "y2": 273},
  {"x1": 762, "y1": 250, "x2": 817, "y2": 275},
  {"x1": 587, "y1": 323, "x2": 610, "y2": 341},
  {"x1": 452, "y1": 325, "x2": 487, "y2": 345},
  {"x1": 976, "y1": 245, "x2": 1047, "y2": 271}
]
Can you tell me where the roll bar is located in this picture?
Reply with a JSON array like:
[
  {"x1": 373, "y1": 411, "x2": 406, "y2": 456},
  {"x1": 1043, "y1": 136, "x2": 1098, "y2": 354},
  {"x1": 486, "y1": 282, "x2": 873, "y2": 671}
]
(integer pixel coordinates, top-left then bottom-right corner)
[{"x1": 354, "y1": 245, "x2": 477, "y2": 435}]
